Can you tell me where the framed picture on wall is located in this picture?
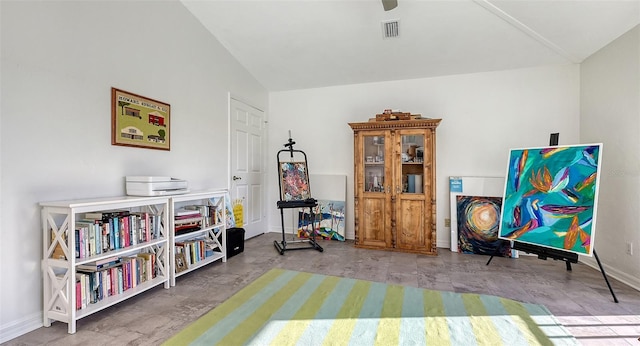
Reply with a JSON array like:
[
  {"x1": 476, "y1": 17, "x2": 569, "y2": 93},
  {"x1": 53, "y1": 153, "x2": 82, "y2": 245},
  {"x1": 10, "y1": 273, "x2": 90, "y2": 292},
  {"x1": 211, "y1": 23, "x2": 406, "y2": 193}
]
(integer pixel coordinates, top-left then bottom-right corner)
[{"x1": 111, "y1": 87, "x2": 171, "y2": 151}]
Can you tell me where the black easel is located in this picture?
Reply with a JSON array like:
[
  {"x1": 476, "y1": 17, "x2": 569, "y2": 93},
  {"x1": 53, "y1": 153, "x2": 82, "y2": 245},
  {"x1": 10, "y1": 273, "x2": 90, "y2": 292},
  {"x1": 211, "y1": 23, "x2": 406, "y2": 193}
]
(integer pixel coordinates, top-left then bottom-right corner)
[
  {"x1": 273, "y1": 133, "x2": 324, "y2": 255},
  {"x1": 487, "y1": 133, "x2": 618, "y2": 303}
]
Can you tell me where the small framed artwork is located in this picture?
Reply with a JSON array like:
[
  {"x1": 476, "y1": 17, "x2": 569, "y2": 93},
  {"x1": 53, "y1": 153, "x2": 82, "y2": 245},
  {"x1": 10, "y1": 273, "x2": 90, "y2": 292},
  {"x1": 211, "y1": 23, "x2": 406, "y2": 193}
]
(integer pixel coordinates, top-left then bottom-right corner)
[
  {"x1": 175, "y1": 253, "x2": 188, "y2": 273},
  {"x1": 111, "y1": 87, "x2": 171, "y2": 151}
]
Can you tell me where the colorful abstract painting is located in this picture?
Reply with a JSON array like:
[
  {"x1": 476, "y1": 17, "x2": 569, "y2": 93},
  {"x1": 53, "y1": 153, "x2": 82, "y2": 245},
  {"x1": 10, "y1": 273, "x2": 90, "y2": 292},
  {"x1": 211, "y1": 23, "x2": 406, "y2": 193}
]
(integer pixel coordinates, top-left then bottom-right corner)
[
  {"x1": 457, "y1": 196, "x2": 511, "y2": 257},
  {"x1": 498, "y1": 144, "x2": 602, "y2": 256},
  {"x1": 297, "y1": 200, "x2": 346, "y2": 241},
  {"x1": 279, "y1": 162, "x2": 311, "y2": 201}
]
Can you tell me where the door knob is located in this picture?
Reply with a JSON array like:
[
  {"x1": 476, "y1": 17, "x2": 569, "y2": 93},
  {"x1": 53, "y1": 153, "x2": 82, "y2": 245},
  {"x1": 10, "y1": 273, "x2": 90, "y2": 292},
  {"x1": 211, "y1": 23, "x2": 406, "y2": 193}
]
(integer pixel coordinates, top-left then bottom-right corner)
[{"x1": 233, "y1": 176, "x2": 242, "y2": 181}]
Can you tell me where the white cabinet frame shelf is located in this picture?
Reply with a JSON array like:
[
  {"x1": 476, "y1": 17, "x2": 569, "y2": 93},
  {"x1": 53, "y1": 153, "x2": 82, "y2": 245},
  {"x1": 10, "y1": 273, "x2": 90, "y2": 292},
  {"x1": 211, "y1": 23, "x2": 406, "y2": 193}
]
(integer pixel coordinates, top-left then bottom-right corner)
[
  {"x1": 169, "y1": 190, "x2": 227, "y2": 286},
  {"x1": 40, "y1": 196, "x2": 170, "y2": 334}
]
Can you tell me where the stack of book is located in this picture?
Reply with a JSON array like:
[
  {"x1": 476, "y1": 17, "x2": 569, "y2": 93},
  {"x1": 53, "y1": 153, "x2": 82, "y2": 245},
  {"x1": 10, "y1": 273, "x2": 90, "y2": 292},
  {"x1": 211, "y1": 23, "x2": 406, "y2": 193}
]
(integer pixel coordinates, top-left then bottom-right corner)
[
  {"x1": 174, "y1": 208, "x2": 202, "y2": 234},
  {"x1": 183, "y1": 204, "x2": 220, "y2": 227}
]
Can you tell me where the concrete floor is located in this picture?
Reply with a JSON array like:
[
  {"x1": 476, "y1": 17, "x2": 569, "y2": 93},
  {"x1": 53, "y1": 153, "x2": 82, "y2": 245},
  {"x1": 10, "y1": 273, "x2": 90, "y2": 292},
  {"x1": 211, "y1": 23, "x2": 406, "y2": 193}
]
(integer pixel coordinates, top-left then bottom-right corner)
[{"x1": 4, "y1": 232, "x2": 640, "y2": 345}]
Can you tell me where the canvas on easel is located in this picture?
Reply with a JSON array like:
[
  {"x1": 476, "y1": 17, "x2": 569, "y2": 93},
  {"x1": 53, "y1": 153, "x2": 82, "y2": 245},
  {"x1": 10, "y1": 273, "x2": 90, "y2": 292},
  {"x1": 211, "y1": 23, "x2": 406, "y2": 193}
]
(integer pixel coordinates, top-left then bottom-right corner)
[
  {"x1": 279, "y1": 161, "x2": 311, "y2": 202},
  {"x1": 498, "y1": 143, "x2": 603, "y2": 256}
]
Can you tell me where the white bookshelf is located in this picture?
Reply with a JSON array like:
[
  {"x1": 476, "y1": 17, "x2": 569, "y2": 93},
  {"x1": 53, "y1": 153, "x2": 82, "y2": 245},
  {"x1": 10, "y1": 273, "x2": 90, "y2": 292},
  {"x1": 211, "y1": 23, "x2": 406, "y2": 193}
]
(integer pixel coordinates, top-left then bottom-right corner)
[
  {"x1": 40, "y1": 196, "x2": 170, "y2": 334},
  {"x1": 169, "y1": 190, "x2": 227, "y2": 286}
]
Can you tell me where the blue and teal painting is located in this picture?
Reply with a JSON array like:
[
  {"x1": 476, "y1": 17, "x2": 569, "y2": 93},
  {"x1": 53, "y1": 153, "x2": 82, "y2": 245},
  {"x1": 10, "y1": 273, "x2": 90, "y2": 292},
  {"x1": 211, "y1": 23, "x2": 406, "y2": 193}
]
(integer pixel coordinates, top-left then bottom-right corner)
[{"x1": 498, "y1": 144, "x2": 602, "y2": 256}]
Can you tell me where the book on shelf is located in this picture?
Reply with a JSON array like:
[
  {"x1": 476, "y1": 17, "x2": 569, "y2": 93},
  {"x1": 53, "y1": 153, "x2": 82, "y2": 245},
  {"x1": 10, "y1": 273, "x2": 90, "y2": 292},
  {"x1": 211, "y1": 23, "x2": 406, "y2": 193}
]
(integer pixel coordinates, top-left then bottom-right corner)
[
  {"x1": 174, "y1": 215, "x2": 203, "y2": 224},
  {"x1": 88, "y1": 271, "x2": 100, "y2": 304},
  {"x1": 149, "y1": 214, "x2": 162, "y2": 240},
  {"x1": 121, "y1": 216, "x2": 130, "y2": 249},
  {"x1": 83, "y1": 210, "x2": 129, "y2": 221},
  {"x1": 76, "y1": 256, "x2": 122, "y2": 272},
  {"x1": 204, "y1": 238, "x2": 219, "y2": 251},
  {"x1": 175, "y1": 208, "x2": 201, "y2": 217},
  {"x1": 175, "y1": 223, "x2": 201, "y2": 234},
  {"x1": 75, "y1": 277, "x2": 81, "y2": 311},
  {"x1": 137, "y1": 252, "x2": 156, "y2": 280},
  {"x1": 130, "y1": 212, "x2": 151, "y2": 244},
  {"x1": 117, "y1": 267, "x2": 123, "y2": 295},
  {"x1": 100, "y1": 222, "x2": 110, "y2": 253},
  {"x1": 76, "y1": 273, "x2": 88, "y2": 310},
  {"x1": 75, "y1": 221, "x2": 101, "y2": 258}
]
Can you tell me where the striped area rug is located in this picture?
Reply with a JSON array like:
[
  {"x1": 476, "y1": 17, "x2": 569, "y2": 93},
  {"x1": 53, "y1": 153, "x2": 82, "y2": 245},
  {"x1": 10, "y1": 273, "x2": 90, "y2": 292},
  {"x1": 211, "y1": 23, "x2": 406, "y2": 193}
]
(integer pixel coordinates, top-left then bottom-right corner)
[{"x1": 164, "y1": 268, "x2": 577, "y2": 346}]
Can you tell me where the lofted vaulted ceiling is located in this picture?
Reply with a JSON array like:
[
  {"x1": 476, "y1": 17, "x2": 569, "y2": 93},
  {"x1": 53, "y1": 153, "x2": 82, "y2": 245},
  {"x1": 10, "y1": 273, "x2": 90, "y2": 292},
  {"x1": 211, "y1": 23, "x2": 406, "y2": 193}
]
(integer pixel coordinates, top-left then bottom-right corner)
[{"x1": 181, "y1": 0, "x2": 640, "y2": 91}]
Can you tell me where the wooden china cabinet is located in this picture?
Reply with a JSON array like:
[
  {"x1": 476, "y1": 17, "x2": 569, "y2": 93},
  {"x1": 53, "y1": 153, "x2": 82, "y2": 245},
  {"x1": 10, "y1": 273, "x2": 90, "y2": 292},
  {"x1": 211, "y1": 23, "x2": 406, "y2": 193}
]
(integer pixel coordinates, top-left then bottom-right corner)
[{"x1": 349, "y1": 118, "x2": 441, "y2": 255}]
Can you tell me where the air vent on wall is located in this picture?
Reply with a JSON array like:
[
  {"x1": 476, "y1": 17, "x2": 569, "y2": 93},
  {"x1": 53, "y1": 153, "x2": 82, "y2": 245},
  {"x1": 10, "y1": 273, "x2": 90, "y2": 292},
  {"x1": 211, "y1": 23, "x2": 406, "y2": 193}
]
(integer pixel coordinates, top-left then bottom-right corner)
[{"x1": 382, "y1": 20, "x2": 399, "y2": 39}]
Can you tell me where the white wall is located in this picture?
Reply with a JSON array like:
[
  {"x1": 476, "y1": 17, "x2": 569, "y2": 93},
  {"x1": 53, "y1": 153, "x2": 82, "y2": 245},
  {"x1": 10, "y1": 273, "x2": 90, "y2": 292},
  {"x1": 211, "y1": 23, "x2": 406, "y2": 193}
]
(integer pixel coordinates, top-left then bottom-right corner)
[
  {"x1": 0, "y1": 1, "x2": 267, "y2": 341},
  {"x1": 269, "y1": 64, "x2": 581, "y2": 244},
  {"x1": 580, "y1": 25, "x2": 640, "y2": 290}
]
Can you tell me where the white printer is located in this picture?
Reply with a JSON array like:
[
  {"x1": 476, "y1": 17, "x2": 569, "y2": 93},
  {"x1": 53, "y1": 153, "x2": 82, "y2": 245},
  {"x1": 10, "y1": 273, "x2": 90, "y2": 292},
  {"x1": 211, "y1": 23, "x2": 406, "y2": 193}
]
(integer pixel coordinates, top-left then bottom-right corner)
[{"x1": 125, "y1": 176, "x2": 189, "y2": 196}]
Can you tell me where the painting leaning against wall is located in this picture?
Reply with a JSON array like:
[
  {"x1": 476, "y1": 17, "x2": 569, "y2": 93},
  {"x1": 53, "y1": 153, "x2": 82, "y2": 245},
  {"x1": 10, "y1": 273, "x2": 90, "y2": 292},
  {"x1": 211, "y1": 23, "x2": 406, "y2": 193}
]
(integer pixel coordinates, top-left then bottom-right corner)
[
  {"x1": 298, "y1": 200, "x2": 346, "y2": 241},
  {"x1": 498, "y1": 143, "x2": 603, "y2": 256},
  {"x1": 457, "y1": 195, "x2": 511, "y2": 257}
]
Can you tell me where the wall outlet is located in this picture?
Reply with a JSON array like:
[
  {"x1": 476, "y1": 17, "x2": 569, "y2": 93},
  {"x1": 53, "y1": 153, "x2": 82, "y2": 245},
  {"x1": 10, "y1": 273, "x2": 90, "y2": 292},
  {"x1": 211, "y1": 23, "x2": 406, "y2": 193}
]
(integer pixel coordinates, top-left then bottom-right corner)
[
  {"x1": 444, "y1": 218, "x2": 451, "y2": 227},
  {"x1": 626, "y1": 242, "x2": 633, "y2": 255}
]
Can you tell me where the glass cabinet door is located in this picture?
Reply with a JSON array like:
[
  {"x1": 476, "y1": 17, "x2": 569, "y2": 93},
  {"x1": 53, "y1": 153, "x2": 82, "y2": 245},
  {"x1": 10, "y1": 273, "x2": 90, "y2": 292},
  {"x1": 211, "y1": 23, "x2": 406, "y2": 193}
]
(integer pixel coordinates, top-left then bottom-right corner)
[
  {"x1": 400, "y1": 133, "x2": 424, "y2": 193},
  {"x1": 363, "y1": 134, "x2": 385, "y2": 192}
]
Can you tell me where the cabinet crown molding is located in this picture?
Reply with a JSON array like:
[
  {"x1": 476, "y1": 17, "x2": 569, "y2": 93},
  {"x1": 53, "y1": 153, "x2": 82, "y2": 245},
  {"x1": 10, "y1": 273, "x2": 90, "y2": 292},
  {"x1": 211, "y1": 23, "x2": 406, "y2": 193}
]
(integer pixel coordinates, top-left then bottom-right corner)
[{"x1": 349, "y1": 119, "x2": 441, "y2": 131}]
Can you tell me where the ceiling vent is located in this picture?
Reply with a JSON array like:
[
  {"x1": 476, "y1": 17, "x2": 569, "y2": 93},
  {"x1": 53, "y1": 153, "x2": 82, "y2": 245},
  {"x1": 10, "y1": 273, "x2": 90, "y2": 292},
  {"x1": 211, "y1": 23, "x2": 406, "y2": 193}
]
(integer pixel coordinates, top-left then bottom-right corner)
[{"x1": 382, "y1": 20, "x2": 399, "y2": 39}]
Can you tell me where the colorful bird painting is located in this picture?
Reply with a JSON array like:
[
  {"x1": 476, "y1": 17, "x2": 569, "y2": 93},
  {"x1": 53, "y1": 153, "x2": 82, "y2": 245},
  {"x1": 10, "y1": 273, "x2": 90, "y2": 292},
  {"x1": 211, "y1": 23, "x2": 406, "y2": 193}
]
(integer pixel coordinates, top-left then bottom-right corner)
[{"x1": 498, "y1": 144, "x2": 602, "y2": 256}]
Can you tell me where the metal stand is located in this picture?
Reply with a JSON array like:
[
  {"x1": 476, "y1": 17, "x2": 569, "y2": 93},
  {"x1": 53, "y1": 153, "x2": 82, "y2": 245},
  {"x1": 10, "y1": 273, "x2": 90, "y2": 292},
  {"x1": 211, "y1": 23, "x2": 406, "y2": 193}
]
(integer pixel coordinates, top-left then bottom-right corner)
[
  {"x1": 274, "y1": 199, "x2": 324, "y2": 255},
  {"x1": 594, "y1": 249, "x2": 618, "y2": 303},
  {"x1": 273, "y1": 134, "x2": 324, "y2": 255},
  {"x1": 487, "y1": 241, "x2": 618, "y2": 303},
  {"x1": 486, "y1": 240, "x2": 578, "y2": 270}
]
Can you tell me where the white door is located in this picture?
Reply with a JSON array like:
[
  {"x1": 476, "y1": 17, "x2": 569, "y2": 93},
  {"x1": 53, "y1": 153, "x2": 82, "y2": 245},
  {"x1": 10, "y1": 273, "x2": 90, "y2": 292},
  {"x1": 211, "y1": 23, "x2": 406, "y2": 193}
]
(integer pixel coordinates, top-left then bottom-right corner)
[{"x1": 229, "y1": 97, "x2": 267, "y2": 239}]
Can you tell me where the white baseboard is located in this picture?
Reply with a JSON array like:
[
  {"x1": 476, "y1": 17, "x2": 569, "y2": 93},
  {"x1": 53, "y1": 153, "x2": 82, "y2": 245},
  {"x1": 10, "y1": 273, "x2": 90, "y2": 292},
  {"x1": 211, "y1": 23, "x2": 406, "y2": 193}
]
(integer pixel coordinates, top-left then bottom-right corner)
[
  {"x1": 437, "y1": 241, "x2": 451, "y2": 249},
  {"x1": 0, "y1": 311, "x2": 42, "y2": 344},
  {"x1": 269, "y1": 226, "x2": 297, "y2": 235},
  {"x1": 580, "y1": 257, "x2": 640, "y2": 292}
]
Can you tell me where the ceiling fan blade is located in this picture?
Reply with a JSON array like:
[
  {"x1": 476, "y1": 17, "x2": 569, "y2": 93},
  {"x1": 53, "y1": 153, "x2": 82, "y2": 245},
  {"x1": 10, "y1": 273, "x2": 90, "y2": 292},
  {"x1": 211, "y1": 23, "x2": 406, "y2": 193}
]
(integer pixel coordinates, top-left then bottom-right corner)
[{"x1": 382, "y1": 0, "x2": 398, "y2": 11}]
